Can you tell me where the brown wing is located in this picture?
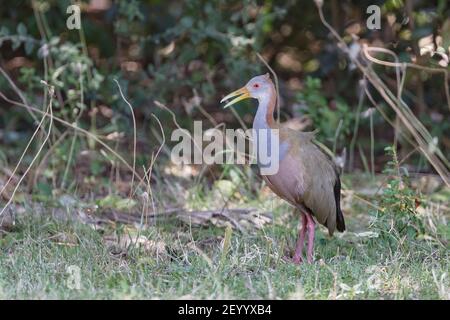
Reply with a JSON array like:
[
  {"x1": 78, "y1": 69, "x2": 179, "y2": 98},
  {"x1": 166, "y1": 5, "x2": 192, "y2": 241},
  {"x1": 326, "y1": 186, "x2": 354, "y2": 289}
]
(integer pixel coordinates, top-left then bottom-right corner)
[
  {"x1": 298, "y1": 139, "x2": 342, "y2": 235},
  {"x1": 261, "y1": 128, "x2": 345, "y2": 235}
]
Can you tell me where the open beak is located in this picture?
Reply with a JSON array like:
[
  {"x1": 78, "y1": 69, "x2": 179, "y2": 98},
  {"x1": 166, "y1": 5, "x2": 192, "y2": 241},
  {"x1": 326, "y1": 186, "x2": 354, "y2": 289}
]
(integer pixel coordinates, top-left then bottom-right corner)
[{"x1": 220, "y1": 87, "x2": 250, "y2": 109}]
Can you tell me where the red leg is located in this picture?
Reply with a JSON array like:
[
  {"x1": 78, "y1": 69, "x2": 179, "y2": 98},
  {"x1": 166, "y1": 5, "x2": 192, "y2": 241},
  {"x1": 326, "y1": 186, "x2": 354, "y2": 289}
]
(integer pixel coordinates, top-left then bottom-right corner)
[
  {"x1": 305, "y1": 212, "x2": 316, "y2": 263},
  {"x1": 292, "y1": 212, "x2": 307, "y2": 264}
]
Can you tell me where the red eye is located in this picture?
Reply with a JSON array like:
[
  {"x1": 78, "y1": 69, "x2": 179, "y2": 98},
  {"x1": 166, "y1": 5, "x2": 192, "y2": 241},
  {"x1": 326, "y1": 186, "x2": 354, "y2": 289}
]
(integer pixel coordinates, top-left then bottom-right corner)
[{"x1": 253, "y1": 83, "x2": 260, "y2": 88}]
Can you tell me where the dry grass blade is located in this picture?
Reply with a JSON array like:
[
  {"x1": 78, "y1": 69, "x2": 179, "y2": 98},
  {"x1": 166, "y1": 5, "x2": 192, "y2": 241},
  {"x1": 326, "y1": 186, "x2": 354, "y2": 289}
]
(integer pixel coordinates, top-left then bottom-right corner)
[
  {"x1": 0, "y1": 91, "x2": 144, "y2": 186},
  {"x1": 0, "y1": 100, "x2": 49, "y2": 199},
  {"x1": 114, "y1": 79, "x2": 137, "y2": 198},
  {"x1": 143, "y1": 114, "x2": 166, "y2": 219},
  {"x1": 0, "y1": 66, "x2": 40, "y2": 124},
  {"x1": 0, "y1": 83, "x2": 54, "y2": 216},
  {"x1": 219, "y1": 224, "x2": 233, "y2": 269},
  {"x1": 256, "y1": 52, "x2": 280, "y2": 124},
  {"x1": 363, "y1": 46, "x2": 450, "y2": 112},
  {"x1": 315, "y1": 2, "x2": 450, "y2": 187},
  {"x1": 153, "y1": 99, "x2": 236, "y2": 210}
]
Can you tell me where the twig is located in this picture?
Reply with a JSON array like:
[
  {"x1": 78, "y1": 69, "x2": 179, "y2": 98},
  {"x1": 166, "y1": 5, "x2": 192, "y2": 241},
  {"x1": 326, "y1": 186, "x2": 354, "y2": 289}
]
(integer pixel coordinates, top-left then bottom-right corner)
[
  {"x1": 363, "y1": 46, "x2": 450, "y2": 112},
  {"x1": 0, "y1": 88, "x2": 52, "y2": 199},
  {"x1": 146, "y1": 114, "x2": 166, "y2": 224},
  {"x1": 349, "y1": 81, "x2": 366, "y2": 169},
  {"x1": 114, "y1": 79, "x2": 137, "y2": 198},
  {"x1": 341, "y1": 189, "x2": 383, "y2": 211},
  {"x1": 315, "y1": 1, "x2": 450, "y2": 186},
  {"x1": 153, "y1": 100, "x2": 230, "y2": 205},
  {"x1": 0, "y1": 66, "x2": 39, "y2": 123}
]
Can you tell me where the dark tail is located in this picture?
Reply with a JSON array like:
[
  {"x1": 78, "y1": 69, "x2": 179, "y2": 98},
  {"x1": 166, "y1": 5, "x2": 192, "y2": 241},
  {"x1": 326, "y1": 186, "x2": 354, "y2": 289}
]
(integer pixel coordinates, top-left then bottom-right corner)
[{"x1": 334, "y1": 176, "x2": 346, "y2": 232}]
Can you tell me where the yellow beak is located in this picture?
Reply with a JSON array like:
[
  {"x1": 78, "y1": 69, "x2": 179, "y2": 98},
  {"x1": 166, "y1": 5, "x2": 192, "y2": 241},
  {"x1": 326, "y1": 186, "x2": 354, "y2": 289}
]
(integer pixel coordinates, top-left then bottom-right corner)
[{"x1": 220, "y1": 87, "x2": 251, "y2": 109}]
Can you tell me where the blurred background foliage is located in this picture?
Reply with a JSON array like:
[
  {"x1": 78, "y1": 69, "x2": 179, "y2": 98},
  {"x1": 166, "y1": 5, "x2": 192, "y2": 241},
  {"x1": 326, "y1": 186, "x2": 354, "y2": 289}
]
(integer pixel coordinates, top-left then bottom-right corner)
[{"x1": 0, "y1": 0, "x2": 449, "y2": 194}]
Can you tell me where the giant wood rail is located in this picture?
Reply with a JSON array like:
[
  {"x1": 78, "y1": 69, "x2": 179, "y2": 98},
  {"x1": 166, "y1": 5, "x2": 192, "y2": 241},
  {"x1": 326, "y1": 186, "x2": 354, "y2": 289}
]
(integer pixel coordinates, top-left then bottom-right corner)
[{"x1": 221, "y1": 74, "x2": 345, "y2": 263}]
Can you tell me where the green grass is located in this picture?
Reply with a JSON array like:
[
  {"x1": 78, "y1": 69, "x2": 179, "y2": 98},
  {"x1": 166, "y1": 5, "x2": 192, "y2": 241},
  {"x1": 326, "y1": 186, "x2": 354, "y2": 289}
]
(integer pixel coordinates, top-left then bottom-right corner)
[{"x1": 0, "y1": 194, "x2": 448, "y2": 299}]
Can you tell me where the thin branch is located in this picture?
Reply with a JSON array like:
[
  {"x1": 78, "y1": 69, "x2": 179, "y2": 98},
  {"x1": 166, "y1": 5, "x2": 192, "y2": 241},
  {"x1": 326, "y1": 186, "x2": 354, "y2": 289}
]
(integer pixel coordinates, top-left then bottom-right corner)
[
  {"x1": 0, "y1": 66, "x2": 39, "y2": 123},
  {"x1": 0, "y1": 84, "x2": 54, "y2": 216},
  {"x1": 315, "y1": 1, "x2": 450, "y2": 186},
  {"x1": 114, "y1": 79, "x2": 137, "y2": 198}
]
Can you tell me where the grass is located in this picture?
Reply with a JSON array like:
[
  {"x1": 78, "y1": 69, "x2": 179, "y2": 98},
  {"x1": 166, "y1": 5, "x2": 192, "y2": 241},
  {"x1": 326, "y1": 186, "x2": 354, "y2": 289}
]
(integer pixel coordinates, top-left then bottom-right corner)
[{"x1": 0, "y1": 174, "x2": 448, "y2": 299}]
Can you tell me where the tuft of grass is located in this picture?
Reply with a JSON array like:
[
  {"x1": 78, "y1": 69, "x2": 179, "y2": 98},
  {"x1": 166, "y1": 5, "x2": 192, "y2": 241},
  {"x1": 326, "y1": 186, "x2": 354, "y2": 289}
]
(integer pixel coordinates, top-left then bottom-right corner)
[
  {"x1": 369, "y1": 146, "x2": 428, "y2": 244},
  {"x1": 0, "y1": 187, "x2": 448, "y2": 299}
]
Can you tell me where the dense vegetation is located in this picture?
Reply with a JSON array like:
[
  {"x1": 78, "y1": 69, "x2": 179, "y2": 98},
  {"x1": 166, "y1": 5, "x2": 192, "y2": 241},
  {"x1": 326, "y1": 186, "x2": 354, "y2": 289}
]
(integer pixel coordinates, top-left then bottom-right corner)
[{"x1": 0, "y1": 0, "x2": 448, "y2": 299}]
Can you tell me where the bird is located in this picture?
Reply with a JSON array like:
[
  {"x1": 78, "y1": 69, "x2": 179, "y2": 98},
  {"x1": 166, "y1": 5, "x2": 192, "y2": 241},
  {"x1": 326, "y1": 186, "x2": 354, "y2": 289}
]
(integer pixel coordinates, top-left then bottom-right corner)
[{"x1": 220, "y1": 73, "x2": 345, "y2": 264}]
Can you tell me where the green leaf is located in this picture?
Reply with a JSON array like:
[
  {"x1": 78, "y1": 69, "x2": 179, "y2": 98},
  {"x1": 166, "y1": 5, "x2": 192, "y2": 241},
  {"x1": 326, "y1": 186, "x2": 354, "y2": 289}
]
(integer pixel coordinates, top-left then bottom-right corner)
[
  {"x1": 17, "y1": 23, "x2": 27, "y2": 36},
  {"x1": 0, "y1": 26, "x2": 9, "y2": 36},
  {"x1": 36, "y1": 181, "x2": 52, "y2": 197},
  {"x1": 97, "y1": 195, "x2": 137, "y2": 211},
  {"x1": 90, "y1": 159, "x2": 102, "y2": 175},
  {"x1": 180, "y1": 17, "x2": 194, "y2": 29},
  {"x1": 24, "y1": 40, "x2": 34, "y2": 55}
]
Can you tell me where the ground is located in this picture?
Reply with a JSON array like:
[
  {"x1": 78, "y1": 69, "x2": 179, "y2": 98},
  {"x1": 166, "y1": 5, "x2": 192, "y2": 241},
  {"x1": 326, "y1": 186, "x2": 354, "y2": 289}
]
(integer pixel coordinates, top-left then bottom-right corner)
[{"x1": 0, "y1": 174, "x2": 448, "y2": 299}]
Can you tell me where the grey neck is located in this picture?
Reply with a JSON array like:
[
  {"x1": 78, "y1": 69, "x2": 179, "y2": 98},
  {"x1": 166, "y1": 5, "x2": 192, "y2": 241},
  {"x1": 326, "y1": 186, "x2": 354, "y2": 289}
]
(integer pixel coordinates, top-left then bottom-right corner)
[
  {"x1": 252, "y1": 92, "x2": 288, "y2": 167},
  {"x1": 253, "y1": 93, "x2": 272, "y2": 130}
]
